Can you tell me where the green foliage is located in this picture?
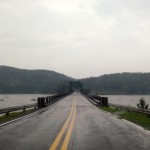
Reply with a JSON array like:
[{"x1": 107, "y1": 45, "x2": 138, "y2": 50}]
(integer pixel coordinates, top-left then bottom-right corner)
[
  {"x1": 70, "y1": 81, "x2": 83, "y2": 92},
  {"x1": 137, "y1": 98, "x2": 149, "y2": 109},
  {"x1": 99, "y1": 106, "x2": 121, "y2": 113},
  {"x1": 0, "y1": 109, "x2": 36, "y2": 123},
  {"x1": 1, "y1": 66, "x2": 150, "y2": 95},
  {"x1": 99, "y1": 107, "x2": 150, "y2": 130},
  {"x1": 81, "y1": 73, "x2": 150, "y2": 94},
  {"x1": 0, "y1": 66, "x2": 74, "y2": 94},
  {"x1": 119, "y1": 111, "x2": 150, "y2": 130},
  {"x1": 56, "y1": 81, "x2": 70, "y2": 93}
]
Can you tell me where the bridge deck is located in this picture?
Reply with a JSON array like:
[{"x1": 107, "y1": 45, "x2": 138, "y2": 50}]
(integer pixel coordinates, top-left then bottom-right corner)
[{"x1": 0, "y1": 93, "x2": 150, "y2": 150}]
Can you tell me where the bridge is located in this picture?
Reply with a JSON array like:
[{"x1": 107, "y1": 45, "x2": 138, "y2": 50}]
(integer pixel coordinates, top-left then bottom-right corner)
[{"x1": 0, "y1": 93, "x2": 150, "y2": 150}]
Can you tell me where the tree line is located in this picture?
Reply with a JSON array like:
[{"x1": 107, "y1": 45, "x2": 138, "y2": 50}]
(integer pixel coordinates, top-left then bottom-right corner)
[
  {"x1": 1, "y1": 66, "x2": 150, "y2": 94},
  {"x1": 80, "y1": 73, "x2": 150, "y2": 95}
]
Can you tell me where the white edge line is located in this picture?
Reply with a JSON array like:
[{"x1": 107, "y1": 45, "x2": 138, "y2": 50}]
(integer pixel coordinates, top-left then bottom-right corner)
[
  {"x1": 122, "y1": 119, "x2": 143, "y2": 130},
  {"x1": 0, "y1": 97, "x2": 67, "y2": 127},
  {"x1": 122, "y1": 119, "x2": 150, "y2": 134},
  {"x1": 83, "y1": 95, "x2": 112, "y2": 116},
  {"x1": 83, "y1": 95, "x2": 150, "y2": 134}
]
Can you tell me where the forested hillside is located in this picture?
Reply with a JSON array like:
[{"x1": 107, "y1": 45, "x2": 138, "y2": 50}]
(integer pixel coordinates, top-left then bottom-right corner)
[
  {"x1": 81, "y1": 73, "x2": 150, "y2": 94},
  {"x1": 0, "y1": 66, "x2": 74, "y2": 94},
  {"x1": 0, "y1": 66, "x2": 150, "y2": 94}
]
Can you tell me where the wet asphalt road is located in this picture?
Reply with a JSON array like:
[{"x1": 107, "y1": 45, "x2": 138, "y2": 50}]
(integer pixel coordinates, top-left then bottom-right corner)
[{"x1": 0, "y1": 93, "x2": 150, "y2": 150}]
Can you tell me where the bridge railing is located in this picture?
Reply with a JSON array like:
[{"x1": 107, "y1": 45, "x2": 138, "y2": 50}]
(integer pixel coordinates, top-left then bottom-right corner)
[
  {"x1": 82, "y1": 93, "x2": 150, "y2": 117},
  {"x1": 82, "y1": 93, "x2": 108, "y2": 107},
  {"x1": 0, "y1": 93, "x2": 70, "y2": 116},
  {"x1": 0, "y1": 103, "x2": 37, "y2": 116},
  {"x1": 37, "y1": 93, "x2": 70, "y2": 108},
  {"x1": 109, "y1": 103, "x2": 150, "y2": 116}
]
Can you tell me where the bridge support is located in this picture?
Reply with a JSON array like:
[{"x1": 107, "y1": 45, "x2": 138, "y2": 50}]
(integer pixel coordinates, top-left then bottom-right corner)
[
  {"x1": 101, "y1": 97, "x2": 108, "y2": 107},
  {"x1": 38, "y1": 97, "x2": 46, "y2": 108}
]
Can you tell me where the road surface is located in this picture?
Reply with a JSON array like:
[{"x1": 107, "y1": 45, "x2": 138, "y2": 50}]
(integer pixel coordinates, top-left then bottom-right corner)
[{"x1": 0, "y1": 93, "x2": 150, "y2": 150}]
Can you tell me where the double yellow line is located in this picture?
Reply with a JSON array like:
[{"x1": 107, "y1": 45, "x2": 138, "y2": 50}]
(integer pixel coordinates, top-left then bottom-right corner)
[{"x1": 49, "y1": 96, "x2": 77, "y2": 150}]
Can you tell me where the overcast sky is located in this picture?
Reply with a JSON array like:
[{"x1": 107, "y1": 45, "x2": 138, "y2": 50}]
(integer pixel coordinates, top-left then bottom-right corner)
[{"x1": 0, "y1": 0, "x2": 150, "y2": 78}]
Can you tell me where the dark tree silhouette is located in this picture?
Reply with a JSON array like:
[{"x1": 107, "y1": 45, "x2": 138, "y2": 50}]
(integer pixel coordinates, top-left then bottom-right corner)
[{"x1": 137, "y1": 98, "x2": 149, "y2": 109}]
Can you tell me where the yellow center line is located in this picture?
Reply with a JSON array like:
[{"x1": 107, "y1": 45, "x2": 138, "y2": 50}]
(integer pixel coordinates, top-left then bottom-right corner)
[
  {"x1": 61, "y1": 96, "x2": 77, "y2": 150},
  {"x1": 49, "y1": 99, "x2": 75, "y2": 150}
]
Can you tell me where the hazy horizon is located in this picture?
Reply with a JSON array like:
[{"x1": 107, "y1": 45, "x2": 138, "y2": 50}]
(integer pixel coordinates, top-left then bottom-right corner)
[{"x1": 0, "y1": 0, "x2": 150, "y2": 78}]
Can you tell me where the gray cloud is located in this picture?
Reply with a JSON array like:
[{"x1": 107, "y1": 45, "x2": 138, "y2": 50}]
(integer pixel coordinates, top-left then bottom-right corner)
[{"x1": 0, "y1": 0, "x2": 150, "y2": 78}]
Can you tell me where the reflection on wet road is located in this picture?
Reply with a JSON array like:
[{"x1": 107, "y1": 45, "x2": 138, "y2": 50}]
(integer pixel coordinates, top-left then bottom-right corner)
[{"x1": 0, "y1": 93, "x2": 150, "y2": 150}]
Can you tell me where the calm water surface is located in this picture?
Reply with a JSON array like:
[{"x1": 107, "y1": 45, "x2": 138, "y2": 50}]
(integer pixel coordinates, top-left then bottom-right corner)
[
  {"x1": 0, "y1": 94, "x2": 51, "y2": 109},
  {"x1": 103, "y1": 95, "x2": 150, "y2": 107}
]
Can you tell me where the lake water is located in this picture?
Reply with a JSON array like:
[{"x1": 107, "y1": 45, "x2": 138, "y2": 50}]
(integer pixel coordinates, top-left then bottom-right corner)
[
  {"x1": 103, "y1": 95, "x2": 150, "y2": 107},
  {"x1": 0, "y1": 94, "x2": 51, "y2": 109},
  {"x1": 0, "y1": 94, "x2": 150, "y2": 109}
]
